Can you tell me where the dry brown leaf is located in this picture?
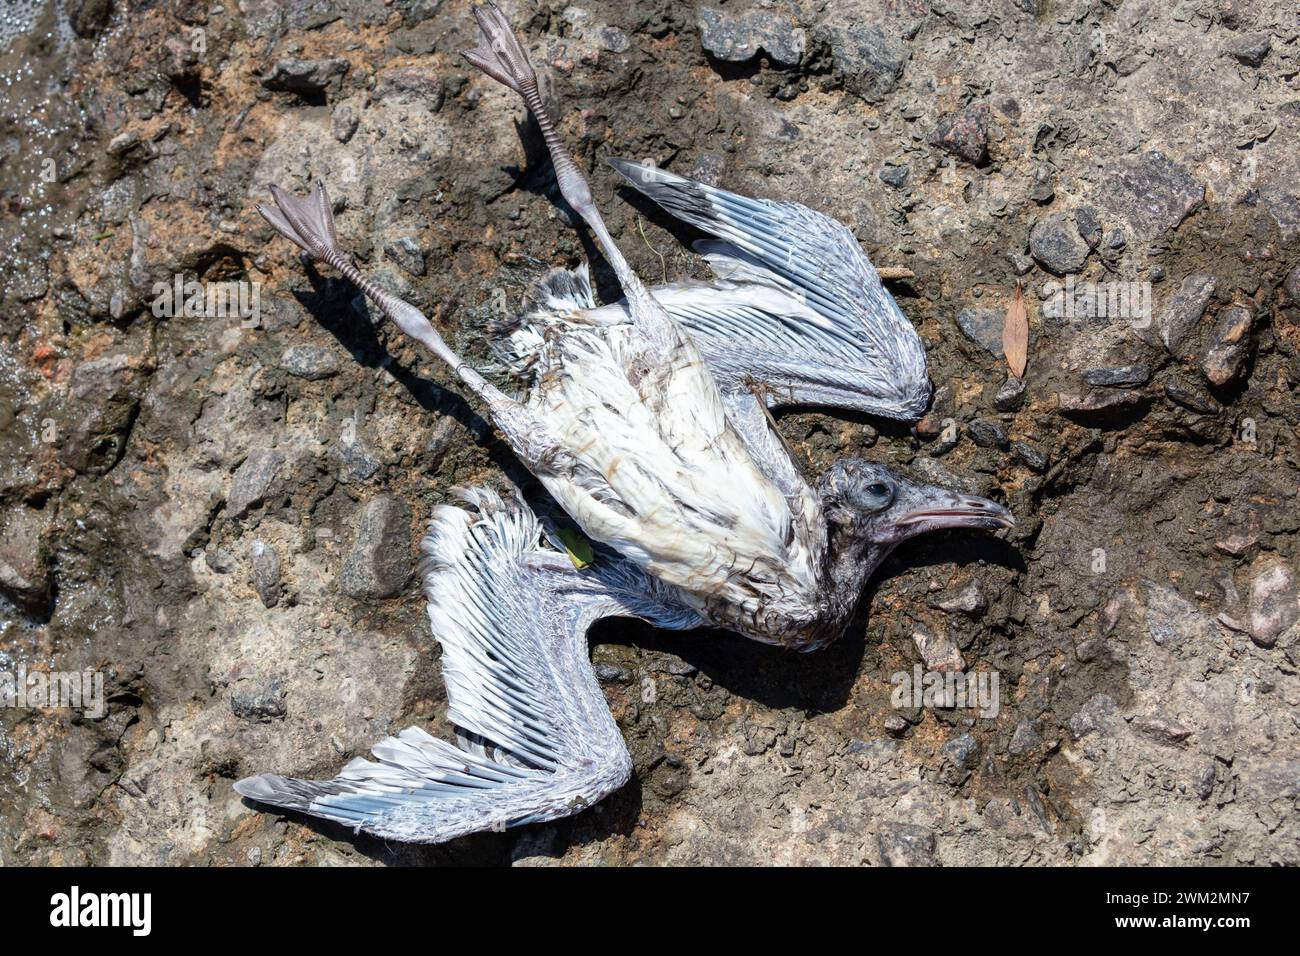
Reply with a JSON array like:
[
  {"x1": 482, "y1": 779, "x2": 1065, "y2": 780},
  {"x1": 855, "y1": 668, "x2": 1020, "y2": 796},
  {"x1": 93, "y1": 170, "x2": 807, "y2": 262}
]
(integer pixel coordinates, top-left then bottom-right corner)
[{"x1": 1003, "y1": 281, "x2": 1029, "y2": 379}]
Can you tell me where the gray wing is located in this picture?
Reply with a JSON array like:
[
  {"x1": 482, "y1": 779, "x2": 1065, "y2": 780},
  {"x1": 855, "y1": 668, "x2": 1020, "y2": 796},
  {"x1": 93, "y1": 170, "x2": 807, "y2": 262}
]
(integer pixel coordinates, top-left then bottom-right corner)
[
  {"x1": 234, "y1": 487, "x2": 700, "y2": 845},
  {"x1": 606, "y1": 158, "x2": 931, "y2": 421},
  {"x1": 715, "y1": 384, "x2": 808, "y2": 504}
]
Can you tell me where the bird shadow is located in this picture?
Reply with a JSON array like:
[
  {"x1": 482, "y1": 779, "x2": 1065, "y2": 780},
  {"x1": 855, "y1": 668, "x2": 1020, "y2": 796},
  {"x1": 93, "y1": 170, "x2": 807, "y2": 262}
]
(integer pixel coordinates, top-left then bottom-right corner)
[
  {"x1": 494, "y1": 112, "x2": 629, "y2": 304},
  {"x1": 612, "y1": 181, "x2": 702, "y2": 253},
  {"x1": 586, "y1": 529, "x2": 1019, "y2": 718},
  {"x1": 288, "y1": 265, "x2": 532, "y2": 486},
  {"x1": 595, "y1": 616, "x2": 872, "y2": 716},
  {"x1": 893, "y1": 528, "x2": 1025, "y2": 578}
]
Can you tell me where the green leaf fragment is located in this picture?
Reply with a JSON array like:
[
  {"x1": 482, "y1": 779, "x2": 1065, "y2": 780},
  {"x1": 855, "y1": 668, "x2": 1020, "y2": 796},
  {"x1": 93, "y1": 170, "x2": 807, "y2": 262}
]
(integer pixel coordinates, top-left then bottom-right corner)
[{"x1": 557, "y1": 528, "x2": 594, "y2": 569}]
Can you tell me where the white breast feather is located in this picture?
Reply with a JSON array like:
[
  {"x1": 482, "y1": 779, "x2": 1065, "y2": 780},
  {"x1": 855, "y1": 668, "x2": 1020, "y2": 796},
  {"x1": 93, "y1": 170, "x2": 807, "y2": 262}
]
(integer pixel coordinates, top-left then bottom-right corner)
[{"x1": 527, "y1": 319, "x2": 823, "y2": 617}]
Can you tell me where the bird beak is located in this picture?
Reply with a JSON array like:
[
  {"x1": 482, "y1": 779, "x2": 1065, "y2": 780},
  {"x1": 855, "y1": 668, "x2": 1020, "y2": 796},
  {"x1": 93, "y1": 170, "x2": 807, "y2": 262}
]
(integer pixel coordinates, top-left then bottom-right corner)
[{"x1": 891, "y1": 489, "x2": 1014, "y2": 538}]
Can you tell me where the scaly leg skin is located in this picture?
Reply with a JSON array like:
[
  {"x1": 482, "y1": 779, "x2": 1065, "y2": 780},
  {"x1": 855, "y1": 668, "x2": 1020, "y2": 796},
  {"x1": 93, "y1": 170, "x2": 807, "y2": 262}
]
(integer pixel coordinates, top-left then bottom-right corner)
[
  {"x1": 257, "y1": 180, "x2": 547, "y2": 454},
  {"x1": 462, "y1": 2, "x2": 678, "y2": 361}
]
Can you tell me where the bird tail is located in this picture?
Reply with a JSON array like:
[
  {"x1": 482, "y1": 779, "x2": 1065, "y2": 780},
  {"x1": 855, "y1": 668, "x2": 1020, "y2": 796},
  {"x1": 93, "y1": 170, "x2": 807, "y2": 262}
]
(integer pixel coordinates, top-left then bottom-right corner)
[{"x1": 489, "y1": 263, "x2": 596, "y2": 382}]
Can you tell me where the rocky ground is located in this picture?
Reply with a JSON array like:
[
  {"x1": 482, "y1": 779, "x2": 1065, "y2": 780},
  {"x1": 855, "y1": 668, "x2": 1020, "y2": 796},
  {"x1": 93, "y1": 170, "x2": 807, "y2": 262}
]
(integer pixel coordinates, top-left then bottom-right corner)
[{"x1": 0, "y1": 0, "x2": 1297, "y2": 866}]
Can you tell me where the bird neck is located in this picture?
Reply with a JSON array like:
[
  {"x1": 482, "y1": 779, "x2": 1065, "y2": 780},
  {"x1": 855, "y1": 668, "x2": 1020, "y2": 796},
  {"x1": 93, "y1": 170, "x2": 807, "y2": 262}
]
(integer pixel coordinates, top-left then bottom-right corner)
[{"x1": 824, "y1": 535, "x2": 893, "y2": 636}]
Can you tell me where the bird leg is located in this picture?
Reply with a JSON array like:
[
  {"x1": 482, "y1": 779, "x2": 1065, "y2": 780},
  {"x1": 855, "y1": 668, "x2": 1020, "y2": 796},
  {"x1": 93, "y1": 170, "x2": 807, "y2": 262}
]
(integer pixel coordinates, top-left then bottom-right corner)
[
  {"x1": 463, "y1": 2, "x2": 677, "y2": 356},
  {"x1": 257, "y1": 179, "x2": 518, "y2": 420}
]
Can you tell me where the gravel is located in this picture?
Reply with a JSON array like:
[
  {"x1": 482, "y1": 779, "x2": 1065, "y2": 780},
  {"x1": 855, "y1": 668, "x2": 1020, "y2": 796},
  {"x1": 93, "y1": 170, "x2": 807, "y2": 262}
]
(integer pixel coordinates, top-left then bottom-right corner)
[
  {"x1": 1164, "y1": 377, "x2": 1222, "y2": 415},
  {"x1": 1011, "y1": 441, "x2": 1049, "y2": 473},
  {"x1": 941, "y1": 733, "x2": 980, "y2": 775},
  {"x1": 967, "y1": 419, "x2": 1009, "y2": 449},
  {"x1": 1082, "y1": 364, "x2": 1151, "y2": 388},
  {"x1": 1248, "y1": 563, "x2": 1298, "y2": 648},
  {"x1": 1057, "y1": 389, "x2": 1144, "y2": 421},
  {"x1": 340, "y1": 495, "x2": 414, "y2": 600},
  {"x1": 697, "y1": 8, "x2": 805, "y2": 67},
  {"x1": 384, "y1": 236, "x2": 427, "y2": 277},
  {"x1": 231, "y1": 676, "x2": 287, "y2": 723},
  {"x1": 877, "y1": 822, "x2": 937, "y2": 867},
  {"x1": 1201, "y1": 304, "x2": 1254, "y2": 386},
  {"x1": 878, "y1": 163, "x2": 910, "y2": 188},
  {"x1": 1224, "y1": 33, "x2": 1271, "y2": 67},
  {"x1": 824, "y1": 23, "x2": 909, "y2": 103},
  {"x1": 994, "y1": 376, "x2": 1027, "y2": 411},
  {"x1": 1069, "y1": 694, "x2": 1117, "y2": 740},
  {"x1": 1103, "y1": 150, "x2": 1205, "y2": 237},
  {"x1": 932, "y1": 583, "x2": 987, "y2": 617},
  {"x1": 227, "y1": 449, "x2": 285, "y2": 518},
  {"x1": 1285, "y1": 266, "x2": 1300, "y2": 303},
  {"x1": 1159, "y1": 274, "x2": 1218, "y2": 353},
  {"x1": 248, "y1": 540, "x2": 282, "y2": 609},
  {"x1": 261, "y1": 57, "x2": 350, "y2": 98},
  {"x1": 911, "y1": 629, "x2": 964, "y2": 672},
  {"x1": 956, "y1": 307, "x2": 1005, "y2": 356},
  {"x1": 930, "y1": 103, "x2": 990, "y2": 166},
  {"x1": 0, "y1": 507, "x2": 53, "y2": 613},
  {"x1": 1029, "y1": 215, "x2": 1090, "y2": 275},
  {"x1": 280, "y1": 345, "x2": 341, "y2": 380},
  {"x1": 1132, "y1": 716, "x2": 1193, "y2": 746}
]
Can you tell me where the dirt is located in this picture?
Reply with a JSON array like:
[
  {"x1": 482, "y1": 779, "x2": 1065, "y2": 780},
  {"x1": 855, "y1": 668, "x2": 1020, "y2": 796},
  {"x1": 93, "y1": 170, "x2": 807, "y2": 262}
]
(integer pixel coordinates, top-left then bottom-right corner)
[{"x1": 0, "y1": 0, "x2": 1297, "y2": 866}]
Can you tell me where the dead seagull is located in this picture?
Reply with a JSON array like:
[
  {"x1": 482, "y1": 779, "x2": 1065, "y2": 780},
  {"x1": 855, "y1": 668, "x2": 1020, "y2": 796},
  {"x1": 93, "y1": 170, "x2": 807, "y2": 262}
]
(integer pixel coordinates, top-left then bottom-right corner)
[{"x1": 234, "y1": 2, "x2": 1012, "y2": 844}]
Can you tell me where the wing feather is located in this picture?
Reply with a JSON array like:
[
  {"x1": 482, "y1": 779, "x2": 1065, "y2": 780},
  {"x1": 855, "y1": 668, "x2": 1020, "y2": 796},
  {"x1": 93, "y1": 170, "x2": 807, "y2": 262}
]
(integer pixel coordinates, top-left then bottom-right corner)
[
  {"x1": 235, "y1": 487, "x2": 700, "y2": 844},
  {"x1": 607, "y1": 158, "x2": 931, "y2": 420}
]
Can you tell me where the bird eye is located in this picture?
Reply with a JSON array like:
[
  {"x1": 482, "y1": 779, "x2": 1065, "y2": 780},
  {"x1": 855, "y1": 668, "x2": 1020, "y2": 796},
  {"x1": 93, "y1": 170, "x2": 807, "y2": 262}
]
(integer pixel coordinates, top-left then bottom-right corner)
[{"x1": 866, "y1": 482, "x2": 891, "y2": 498}]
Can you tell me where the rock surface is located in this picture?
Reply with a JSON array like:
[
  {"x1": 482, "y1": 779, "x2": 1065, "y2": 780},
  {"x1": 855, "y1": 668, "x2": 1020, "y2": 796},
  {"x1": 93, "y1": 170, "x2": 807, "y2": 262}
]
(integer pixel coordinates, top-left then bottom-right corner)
[
  {"x1": 280, "y1": 345, "x2": 342, "y2": 381},
  {"x1": 1083, "y1": 364, "x2": 1151, "y2": 388},
  {"x1": 1103, "y1": 150, "x2": 1205, "y2": 238},
  {"x1": 697, "y1": 8, "x2": 804, "y2": 67},
  {"x1": 262, "y1": 57, "x2": 350, "y2": 98},
  {"x1": 1224, "y1": 33, "x2": 1271, "y2": 68},
  {"x1": 824, "y1": 21, "x2": 909, "y2": 104},
  {"x1": 956, "y1": 307, "x2": 1004, "y2": 356},
  {"x1": 994, "y1": 375, "x2": 1026, "y2": 411},
  {"x1": 877, "y1": 822, "x2": 937, "y2": 867}
]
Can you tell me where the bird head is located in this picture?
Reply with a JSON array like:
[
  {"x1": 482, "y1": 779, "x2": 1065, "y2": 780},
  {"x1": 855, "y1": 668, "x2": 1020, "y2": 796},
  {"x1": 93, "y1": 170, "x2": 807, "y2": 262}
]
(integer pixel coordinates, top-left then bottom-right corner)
[{"x1": 816, "y1": 459, "x2": 1014, "y2": 554}]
